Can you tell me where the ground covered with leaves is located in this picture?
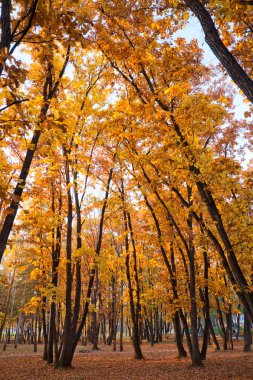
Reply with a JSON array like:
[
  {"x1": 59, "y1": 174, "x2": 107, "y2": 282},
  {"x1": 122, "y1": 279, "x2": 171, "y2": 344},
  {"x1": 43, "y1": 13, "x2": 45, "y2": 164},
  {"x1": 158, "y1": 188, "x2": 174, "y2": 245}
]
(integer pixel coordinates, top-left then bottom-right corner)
[{"x1": 0, "y1": 340, "x2": 253, "y2": 380}]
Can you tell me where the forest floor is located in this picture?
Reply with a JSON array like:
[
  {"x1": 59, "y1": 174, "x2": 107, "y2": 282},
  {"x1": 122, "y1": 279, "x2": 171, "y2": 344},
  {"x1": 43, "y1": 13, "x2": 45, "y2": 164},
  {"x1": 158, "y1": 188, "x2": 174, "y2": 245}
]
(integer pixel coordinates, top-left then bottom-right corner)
[{"x1": 0, "y1": 339, "x2": 253, "y2": 380}]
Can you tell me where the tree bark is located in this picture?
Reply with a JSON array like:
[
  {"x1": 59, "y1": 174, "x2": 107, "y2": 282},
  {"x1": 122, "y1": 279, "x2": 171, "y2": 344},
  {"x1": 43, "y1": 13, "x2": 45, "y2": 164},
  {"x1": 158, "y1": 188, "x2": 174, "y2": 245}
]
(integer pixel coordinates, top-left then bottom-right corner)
[
  {"x1": 244, "y1": 309, "x2": 251, "y2": 352},
  {"x1": 200, "y1": 248, "x2": 210, "y2": 360},
  {"x1": 173, "y1": 311, "x2": 187, "y2": 358},
  {"x1": 186, "y1": 205, "x2": 202, "y2": 366},
  {"x1": 119, "y1": 280, "x2": 124, "y2": 351},
  {"x1": 216, "y1": 298, "x2": 228, "y2": 350}
]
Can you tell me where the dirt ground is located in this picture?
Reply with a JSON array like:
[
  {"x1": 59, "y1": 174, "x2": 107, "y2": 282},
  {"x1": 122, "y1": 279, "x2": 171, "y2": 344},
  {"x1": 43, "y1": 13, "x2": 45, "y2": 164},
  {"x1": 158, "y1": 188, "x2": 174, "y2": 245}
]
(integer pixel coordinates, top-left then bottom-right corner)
[{"x1": 0, "y1": 340, "x2": 253, "y2": 380}]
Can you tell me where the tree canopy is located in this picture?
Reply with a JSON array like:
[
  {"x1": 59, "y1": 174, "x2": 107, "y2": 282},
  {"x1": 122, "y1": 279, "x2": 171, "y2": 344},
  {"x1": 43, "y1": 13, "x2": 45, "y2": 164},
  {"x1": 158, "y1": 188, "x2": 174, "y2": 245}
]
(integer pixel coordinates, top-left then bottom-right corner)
[{"x1": 0, "y1": 0, "x2": 252, "y2": 370}]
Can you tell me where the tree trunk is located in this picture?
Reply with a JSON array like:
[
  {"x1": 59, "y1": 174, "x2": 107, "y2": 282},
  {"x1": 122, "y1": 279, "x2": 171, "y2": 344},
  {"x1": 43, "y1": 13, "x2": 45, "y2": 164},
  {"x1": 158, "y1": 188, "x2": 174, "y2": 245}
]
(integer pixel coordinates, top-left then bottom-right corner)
[
  {"x1": 119, "y1": 280, "x2": 124, "y2": 352},
  {"x1": 226, "y1": 304, "x2": 233, "y2": 350},
  {"x1": 34, "y1": 310, "x2": 38, "y2": 353},
  {"x1": 173, "y1": 311, "x2": 187, "y2": 358},
  {"x1": 244, "y1": 309, "x2": 251, "y2": 352},
  {"x1": 209, "y1": 319, "x2": 220, "y2": 351},
  {"x1": 91, "y1": 269, "x2": 99, "y2": 350},
  {"x1": 42, "y1": 296, "x2": 48, "y2": 361},
  {"x1": 201, "y1": 250, "x2": 210, "y2": 360},
  {"x1": 216, "y1": 298, "x2": 228, "y2": 350},
  {"x1": 187, "y1": 202, "x2": 202, "y2": 366}
]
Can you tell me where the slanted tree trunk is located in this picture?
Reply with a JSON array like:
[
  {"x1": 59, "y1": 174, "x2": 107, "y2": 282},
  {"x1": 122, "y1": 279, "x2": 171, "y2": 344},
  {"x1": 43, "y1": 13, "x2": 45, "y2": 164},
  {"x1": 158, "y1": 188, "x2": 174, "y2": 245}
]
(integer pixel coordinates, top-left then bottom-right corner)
[
  {"x1": 173, "y1": 311, "x2": 187, "y2": 358},
  {"x1": 209, "y1": 319, "x2": 220, "y2": 351}
]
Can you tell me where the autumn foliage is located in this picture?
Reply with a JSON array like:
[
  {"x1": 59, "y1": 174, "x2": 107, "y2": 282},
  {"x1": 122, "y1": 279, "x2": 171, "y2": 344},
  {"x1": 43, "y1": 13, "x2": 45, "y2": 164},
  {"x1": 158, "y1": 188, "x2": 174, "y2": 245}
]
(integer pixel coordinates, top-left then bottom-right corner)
[{"x1": 0, "y1": 0, "x2": 253, "y2": 372}]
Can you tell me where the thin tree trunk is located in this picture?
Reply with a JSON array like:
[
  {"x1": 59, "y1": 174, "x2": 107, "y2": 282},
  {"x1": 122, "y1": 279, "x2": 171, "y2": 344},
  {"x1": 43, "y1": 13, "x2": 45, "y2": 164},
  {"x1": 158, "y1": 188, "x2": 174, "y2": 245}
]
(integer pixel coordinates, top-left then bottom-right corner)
[
  {"x1": 119, "y1": 280, "x2": 124, "y2": 352},
  {"x1": 187, "y1": 221, "x2": 202, "y2": 365},
  {"x1": 42, "y1": 296, "x2": 48, "y2": 361},
  {"x1": 34, "y1": 309, "x2": 38, "y2": 353},
  {"x1": 216, "y1": 298, "x2": 228, "y2": 350},
  {"x1": 92, "y1": 269, "x2": 99, "y2": 350},
  {"x1": 209, "y1": 319, "x2": 220, "y2": 351},
  {"x1": 236, "y1": 308, "x2": 241, "y2": 340},
  {"x1": 201, "y1": 250, "x2": 210, "y2": 360}
]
